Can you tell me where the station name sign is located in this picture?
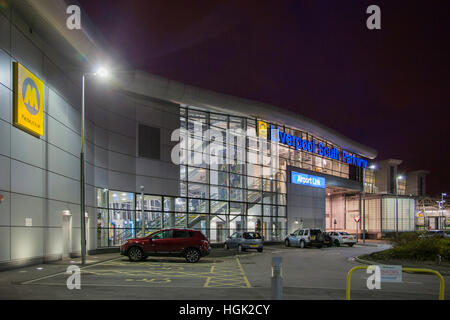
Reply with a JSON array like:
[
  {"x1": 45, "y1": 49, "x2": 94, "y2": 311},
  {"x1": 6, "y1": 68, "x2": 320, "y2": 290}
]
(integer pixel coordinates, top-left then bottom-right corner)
[
  {"x1": 267, "y1": 124, "x2": 368, "y2": 169},
  {"x1": 291, "y1": 171, "x2": 325, "y2": 188}
]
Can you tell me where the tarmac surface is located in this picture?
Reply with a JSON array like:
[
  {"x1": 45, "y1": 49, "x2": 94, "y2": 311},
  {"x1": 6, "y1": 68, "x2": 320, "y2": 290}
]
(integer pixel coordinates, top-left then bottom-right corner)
[{"x1": 0, "y1": 241, "x2": 448, "y2": 300}]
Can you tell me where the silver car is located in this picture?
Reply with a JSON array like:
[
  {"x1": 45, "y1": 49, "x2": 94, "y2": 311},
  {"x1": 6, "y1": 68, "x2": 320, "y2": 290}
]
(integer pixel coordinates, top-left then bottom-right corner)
[
  {"x1": 225, "y1": 232, "x2": 264, "y2": 252},
  {"x1": 329, "y1": 231, "x2": 357, "y2": 246},
  {"x1": 284, "y1": 228, "x2": 325, "y2": 248}
]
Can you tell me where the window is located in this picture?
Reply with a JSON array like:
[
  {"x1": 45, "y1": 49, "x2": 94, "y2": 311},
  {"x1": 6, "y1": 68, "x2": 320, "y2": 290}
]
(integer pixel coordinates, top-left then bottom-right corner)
[
  {"x1": 419, "y1": 177, "x2": 423, "y2": 196},
  {"x1": 139, "y1": 124, "x2": 161, "y2": 159},
  {"x1": 136, "y1": 195, "x2": 162, "y2": 211},
  {"x1": 243, "y1": 232, "x2": 261, "y2": 239},
  {"x1": 152, "y1": 230, "x2": 172, "y2": 239},
  {"x1": 390, "y1": 166, "x2": 395, "y2": 194},
  {"x1": 173, "y1": 230, "x2": 191, "y2": 238}
]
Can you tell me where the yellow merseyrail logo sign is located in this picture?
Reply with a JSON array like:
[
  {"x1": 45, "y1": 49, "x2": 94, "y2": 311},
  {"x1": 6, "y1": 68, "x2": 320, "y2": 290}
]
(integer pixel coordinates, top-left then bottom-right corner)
[
  {"x1": 13, "y1": 62, "x2": 44, "y2": 137},
  {"x1": 257, "y1": 120, "x2": 267, "y2": 138}
]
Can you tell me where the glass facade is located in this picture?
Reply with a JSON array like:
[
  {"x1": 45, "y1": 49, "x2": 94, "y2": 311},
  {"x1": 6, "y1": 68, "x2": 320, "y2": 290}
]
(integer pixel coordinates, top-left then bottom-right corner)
[
  {"x1": 96, "y1": 106, "x2": 367, "y2": 247},
  {"x1": 382, "y1": 197, "x2": 415, "y2": 232}
]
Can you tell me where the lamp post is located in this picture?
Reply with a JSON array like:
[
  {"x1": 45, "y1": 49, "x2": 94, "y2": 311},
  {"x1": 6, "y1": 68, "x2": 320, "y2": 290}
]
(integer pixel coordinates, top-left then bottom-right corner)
[
  {"x1": 80, "y1": 67, "x2": 109, "y2": 265},
  {"x1": 140, "y1": 186, "x2": 145, "y2": 237},
  {"x1": 440, "y1": 193, "x2": 446, "y2": 230},
  {"x1": 362, "y1": 164, "x2": 376, "y2": 244},
  {"x1": 395, "y1": 175, "x2": 404, "y2": 240}
]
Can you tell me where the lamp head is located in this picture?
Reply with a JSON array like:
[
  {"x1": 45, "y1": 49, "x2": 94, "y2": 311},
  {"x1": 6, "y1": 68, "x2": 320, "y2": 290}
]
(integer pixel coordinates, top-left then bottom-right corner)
[{"x1": 94, "y1": 67, "x2": 109, "y2": 78}]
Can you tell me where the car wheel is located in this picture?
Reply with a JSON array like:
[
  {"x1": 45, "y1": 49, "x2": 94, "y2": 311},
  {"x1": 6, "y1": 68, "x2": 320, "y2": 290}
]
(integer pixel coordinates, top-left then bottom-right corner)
[
  {"x1": 299, "y1": 240, "x2": 305, "y2": 248},
  {"x1": 224, "y1": 243, "x2": 229, "y2": 250},
  {"x1": 238, "y1": 244, "x2": 246, "y2": 252},
  {"x1": 334, "y1": 239, "x2": 340, "y2": 247},
  {"x1": 285, "y1": 239, "x2": 290, "y2": 247},
  {"x1": 185, "y1": 248, "x2": 201, "y2": 263},
  {"x1": 257, "y1": 248, "x2": 263, "y2": 253},
  {"x1": 317, "y1": 244, "x2": 323, "y2": 249},
  {"x1": 128, "y1": 247, "x2": 144, "y2": 262},
  {"x1": 348, "y1": 243, "x2": 354, "y2": 247}
]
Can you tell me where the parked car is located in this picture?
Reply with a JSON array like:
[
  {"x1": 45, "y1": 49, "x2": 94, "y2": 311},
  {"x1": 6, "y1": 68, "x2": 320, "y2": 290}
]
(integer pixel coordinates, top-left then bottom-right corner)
[
  {"x1": 120, "y1": 229, "x2": 211, "y2": 263},
  {"x1": 225, "y1": 232, "x2": 264, "y2": 252},
  {"x1": 328, "y1": 231, "x2": 357, "y2": 247},
  {"x1": 419, "y1": 230, "x2": 450, "y2": 238},
  {"x1": 284, "y1": 228, "x2": 324, "y2": 248}
]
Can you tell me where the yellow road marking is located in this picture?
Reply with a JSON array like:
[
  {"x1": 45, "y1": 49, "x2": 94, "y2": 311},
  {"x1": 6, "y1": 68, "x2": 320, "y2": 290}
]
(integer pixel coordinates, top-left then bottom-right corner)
[
  {"x1": 236, "y1": 257, "x2": 252, "y2": 288},
  {"x1": 204, "y1": 276, "x2": 211, "y2": 287},
  {"x1": 203, "y1": 258, "x2": 251, "y2": 288},
  {"x1": 24, "y1": 256, "x2": 251, "y2": 289}
]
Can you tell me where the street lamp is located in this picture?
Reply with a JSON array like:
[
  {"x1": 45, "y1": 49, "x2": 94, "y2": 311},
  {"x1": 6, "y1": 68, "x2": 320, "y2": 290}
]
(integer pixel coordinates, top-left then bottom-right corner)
[
  {"x1": 395, "y1": 175, "x2": 404, "y2": 239},
  {"x1": 440, "y1": 193, "x2": 447, "y2": 230},
  {"x1": 362, "y1": 164, "x2": 376, "y2": 244},
  {"x1": 80, "y1": 67, "x2": 109, "y2": 265}
]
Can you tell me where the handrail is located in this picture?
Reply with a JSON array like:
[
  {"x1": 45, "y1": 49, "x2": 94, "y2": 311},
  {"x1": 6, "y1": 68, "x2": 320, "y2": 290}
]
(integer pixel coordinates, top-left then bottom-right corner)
[{"x1": 346, "y1": 265, "x2": 445, "y2": 300}]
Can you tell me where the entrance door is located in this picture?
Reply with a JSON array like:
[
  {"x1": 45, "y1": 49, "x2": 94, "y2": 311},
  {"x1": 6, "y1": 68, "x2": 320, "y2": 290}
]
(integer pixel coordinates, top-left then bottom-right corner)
[{"x1": 62, "y1": 215, "x2": 72, "y2": 258}]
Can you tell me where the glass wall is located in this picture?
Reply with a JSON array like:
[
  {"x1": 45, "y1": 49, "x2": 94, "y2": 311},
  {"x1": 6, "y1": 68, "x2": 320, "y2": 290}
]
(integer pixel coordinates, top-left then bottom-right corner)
[
  {"x1": 97, "y1": 189, "x2": 135, "y2": 247},
  {"x1": 364, "y1": 168, "x2": 378, "y2": 194},
  {"x1": 382, "y1": 197, "x2": 415, "y2": 232},
  {"x1": 178, "y1": 107, "x2": 288, "y2": 242},
  {"x1": 96, "y1": 106, "x2": 366, "y2": 247}
]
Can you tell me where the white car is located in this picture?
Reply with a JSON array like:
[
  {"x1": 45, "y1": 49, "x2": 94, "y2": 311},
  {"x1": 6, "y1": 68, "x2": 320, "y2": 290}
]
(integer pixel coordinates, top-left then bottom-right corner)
[{"x1": 329, "y1": 231, "x2": 356, "y2": 247}]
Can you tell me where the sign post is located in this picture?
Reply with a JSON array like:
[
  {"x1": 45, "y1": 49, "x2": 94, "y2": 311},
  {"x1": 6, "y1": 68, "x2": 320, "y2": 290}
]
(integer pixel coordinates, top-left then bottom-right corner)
[{"x1": 354, "y1": 216, "x2": 360, "y2": 242}]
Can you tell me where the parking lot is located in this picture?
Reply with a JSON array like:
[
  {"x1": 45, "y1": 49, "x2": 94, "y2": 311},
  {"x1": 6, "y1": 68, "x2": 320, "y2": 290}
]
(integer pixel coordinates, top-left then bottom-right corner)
[
  {"x1": 22, "y1": 255, "x2": 251, "y2": 289},
  {"x1": 0, "y1": 242, "x2": 448, "y2": 300}
]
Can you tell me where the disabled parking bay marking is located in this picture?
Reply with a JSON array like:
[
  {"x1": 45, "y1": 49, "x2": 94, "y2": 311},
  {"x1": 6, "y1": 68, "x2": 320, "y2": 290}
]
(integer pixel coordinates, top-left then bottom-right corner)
[
  {"x1": 21, "y1": 256, "x2": 252, "y2": 289},
  {"x1": 203, "y1": 257, "x2": 251, "y2": 288}
]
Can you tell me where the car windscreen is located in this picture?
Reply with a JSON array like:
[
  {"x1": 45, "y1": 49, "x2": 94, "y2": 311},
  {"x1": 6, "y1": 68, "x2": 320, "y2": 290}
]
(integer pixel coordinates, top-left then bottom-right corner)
[
  {"x1": 340, "y1": 232, "x2": 350, "y2": 235},
  {"x1": 243, "y1": 232, "x2": 262, "y2": 239},
  {"x1": 310, "y1": 229, "x2": 322, "y2": 235}
]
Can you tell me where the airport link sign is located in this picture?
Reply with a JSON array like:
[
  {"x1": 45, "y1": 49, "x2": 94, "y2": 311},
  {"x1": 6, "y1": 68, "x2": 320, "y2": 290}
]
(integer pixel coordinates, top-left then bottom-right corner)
[
  {"x1": 256, "y1": 121, "x2": 368, "y2": 169},
  {"x1": 291, "y1": 171, "x2": 325, "y2": 189},
  {"x1": 13, "y1": 62, "x2": 44, "y2": 137}
]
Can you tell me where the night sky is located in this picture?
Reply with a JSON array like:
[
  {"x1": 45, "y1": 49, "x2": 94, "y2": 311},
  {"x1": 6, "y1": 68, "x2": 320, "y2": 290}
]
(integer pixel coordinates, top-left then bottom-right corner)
[{"x1": 78, "y1": 0, "x2": 449, "y2": 195}]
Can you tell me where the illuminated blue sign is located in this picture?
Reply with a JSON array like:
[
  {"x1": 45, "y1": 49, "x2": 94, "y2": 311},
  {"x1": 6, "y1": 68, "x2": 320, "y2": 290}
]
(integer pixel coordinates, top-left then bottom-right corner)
[
  {"x1": 269, "y1": 125, "x2": 367, "y2": 169},
  {"x1": 291, "y1": 171, "x2": 326, "y2": 189}
]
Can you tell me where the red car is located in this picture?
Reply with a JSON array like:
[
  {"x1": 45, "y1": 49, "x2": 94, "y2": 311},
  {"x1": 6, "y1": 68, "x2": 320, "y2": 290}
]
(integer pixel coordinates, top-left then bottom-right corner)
[{"x1": 120, "y1": 229, "x2": 211, "y2": 263}]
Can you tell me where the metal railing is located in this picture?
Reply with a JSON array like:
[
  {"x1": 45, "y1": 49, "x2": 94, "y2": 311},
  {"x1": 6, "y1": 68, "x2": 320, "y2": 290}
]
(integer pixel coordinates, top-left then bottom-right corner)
[{"x1": 346, "y1": 265, "x2": 445, "y2": 300}]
